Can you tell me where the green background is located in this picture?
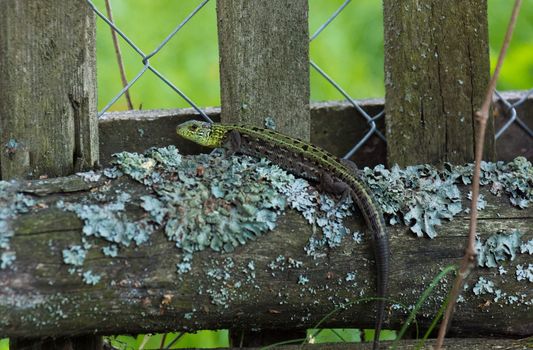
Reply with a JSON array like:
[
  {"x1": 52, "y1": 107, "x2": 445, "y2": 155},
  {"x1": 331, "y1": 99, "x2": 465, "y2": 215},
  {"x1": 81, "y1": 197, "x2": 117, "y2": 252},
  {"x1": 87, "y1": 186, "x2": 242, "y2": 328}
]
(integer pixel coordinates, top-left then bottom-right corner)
[{"x1": 93, "y1": 0, "x2": 532, "y2": 112}]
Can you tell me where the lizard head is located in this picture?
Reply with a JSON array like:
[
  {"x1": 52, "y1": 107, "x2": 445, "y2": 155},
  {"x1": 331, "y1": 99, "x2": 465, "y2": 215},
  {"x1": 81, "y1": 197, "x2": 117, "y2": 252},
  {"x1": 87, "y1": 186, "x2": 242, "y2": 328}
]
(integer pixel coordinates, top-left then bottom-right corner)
[{"x1": 176, "y1": 120, "x2": 224, "y2": 148}]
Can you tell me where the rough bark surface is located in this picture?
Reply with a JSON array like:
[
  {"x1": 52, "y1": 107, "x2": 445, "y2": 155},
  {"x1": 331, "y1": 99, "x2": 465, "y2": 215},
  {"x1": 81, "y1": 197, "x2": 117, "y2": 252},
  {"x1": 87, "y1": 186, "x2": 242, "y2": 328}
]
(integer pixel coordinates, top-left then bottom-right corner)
[
  {"x1": 0, "y1": 0, "x2": 98, "y2": 180},
  {"x1": 384, "y1": 0, "x2": 494, "y2": 166},
  {"x1": 0, "y1": 174, "x2": 531, "y2": 338},
  {"x1": 98, "y1": 92, "x2": 532, "y2": 167},
  {"x1": 0, "y1": 2, "x2": 100, "y2": 347},
  {"x1": 216, "y1": 0, "x2": 310, "y2": 140}
]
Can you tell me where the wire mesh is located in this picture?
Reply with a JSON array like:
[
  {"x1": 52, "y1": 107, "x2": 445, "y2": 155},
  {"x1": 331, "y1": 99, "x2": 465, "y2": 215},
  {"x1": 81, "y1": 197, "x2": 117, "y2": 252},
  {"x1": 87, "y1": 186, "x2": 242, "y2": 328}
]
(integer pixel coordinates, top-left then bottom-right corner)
[
  {"x1": 86, "y1": 0, "x2": 213, "y2": 123},
  {"x1": 494, "y1": 89, "x2": 533, "y2": 139},
  {"x1": 88, "y1": 0, "x2": 532, "y2": 158},
  {"x1": 308, "y1": 1, "x2": 533, "y2": 156},
  {"x1": 310, "y1": 0, "x2": 386, "y2": 159}
]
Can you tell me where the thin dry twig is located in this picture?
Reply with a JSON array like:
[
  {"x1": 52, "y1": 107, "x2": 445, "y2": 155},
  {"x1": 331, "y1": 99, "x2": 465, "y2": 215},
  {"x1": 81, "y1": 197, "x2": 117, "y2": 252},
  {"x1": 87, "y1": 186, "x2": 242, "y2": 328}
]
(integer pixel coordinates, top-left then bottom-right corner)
[
  {"x1": 105, "y1": 0, "x2": 134, "y2": 110},
  {"x1": 159, "y1": 333, "x2": 167, "y2": 349},
  {"x1": 434, "y1": 1, "x2": 523, "y2": 349}
]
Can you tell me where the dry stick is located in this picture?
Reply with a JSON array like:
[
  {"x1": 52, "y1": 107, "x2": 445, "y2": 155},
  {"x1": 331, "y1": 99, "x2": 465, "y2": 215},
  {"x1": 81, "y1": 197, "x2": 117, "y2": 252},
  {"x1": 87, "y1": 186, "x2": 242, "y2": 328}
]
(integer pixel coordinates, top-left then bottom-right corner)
[
  {"x1": 434, "y1": 1, "x2": 523, "y2": 349},
  {"x1": 159, "y1": 333, "x2": 167, "y2": 349},
  {"x1": 105, "y1": 0, "x2": 134, "y2": 110}
]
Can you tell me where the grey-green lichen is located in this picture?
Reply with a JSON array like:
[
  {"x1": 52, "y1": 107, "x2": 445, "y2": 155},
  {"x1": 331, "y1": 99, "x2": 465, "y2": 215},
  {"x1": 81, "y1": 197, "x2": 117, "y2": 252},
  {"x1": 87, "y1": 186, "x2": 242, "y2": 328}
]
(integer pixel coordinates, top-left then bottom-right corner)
[
  {"x1": 473, "y1": 276, "x2": 532, "y2": 305},
  {"x1": 455, "y1": 157, "x2": 532, "y2": 208},
  {"x1": 0, "y1": 181, "x2": 35, "y2": 269},
  {"x1": 136, "y1": 152, "x2": 288, "y2": 255},
  {"x1": 258, "y1": 164, "x2": 355, "y2": 254},
  {"x1": 102, "y1": 244, "x2": 119, "y2": 257},
  {"x1": 82, "y1": 270, "x2": 102, "y2": 285},
  {"x1": 58, "y1": 192, "x2": 155, "y2": 248},
  {"x1": 521, "y1": 239, "x2": 533, "y2": 254},
  {"x1": 1, "y1": 251, "x2": 16, "y2": 269},
  {"x1": 76, "y1": 171, "x2": 102, "y2": 183},
  {"x1": 107, "y1": 146, "x2": 356, "y2": 275},
  {"x1": 268, "y1": 255, "x2": 305, "y2": 278},
  {"x1": 361, "y1": 164, "x2": 462, "y2": 238},
  {"x1": 199, "y1": 256, "x2": 261, "y2": 307},
  {"x1": 62, "y1": 245, "x2": 87, "y2": 267},
  {"x1": 264, "y1": 117, "x2": 276, "y2": 130},
  {"x1": 298, "y1": 275, "x2": 309, "y2": 285},
  {"x1": 57, "y1": 179, "x2": 155, "y2": 284},
  {"x1": 475, "y1": 230, "x2": 532, "y2": 288},
  {"x1": 470, "y1": 229, "x2": 532, "y2": 306},
  {"x1": 476, "y1": 230, "x2": 523, "y2": 268},
  {"x1": 466, "y1": 191, "x2": 486, "y2": 211},
  {"x1": 361, "y1": 157, "x2": 532, "y2": 238},
  {"x1": 516, "y1": 264, "x2": 533, "y2": 282},
  {"x1": 473, "y1": 277, "x2": 495, "y2": 295}
]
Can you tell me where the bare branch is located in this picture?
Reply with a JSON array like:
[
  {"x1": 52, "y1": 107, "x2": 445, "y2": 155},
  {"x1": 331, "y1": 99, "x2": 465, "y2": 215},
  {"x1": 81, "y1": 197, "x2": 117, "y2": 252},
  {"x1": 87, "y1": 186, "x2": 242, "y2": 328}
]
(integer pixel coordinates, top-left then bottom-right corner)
[{"x1": 104, "y1": 0, "x2": 134, "y2": 110}]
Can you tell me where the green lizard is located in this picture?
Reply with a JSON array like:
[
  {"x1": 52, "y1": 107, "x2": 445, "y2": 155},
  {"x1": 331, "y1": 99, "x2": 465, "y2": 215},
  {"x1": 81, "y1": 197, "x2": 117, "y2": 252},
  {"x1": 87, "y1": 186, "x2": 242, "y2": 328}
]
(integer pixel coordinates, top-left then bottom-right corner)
[{"x1": 176, "y1": 120, "x2": 389, "y2": 350}]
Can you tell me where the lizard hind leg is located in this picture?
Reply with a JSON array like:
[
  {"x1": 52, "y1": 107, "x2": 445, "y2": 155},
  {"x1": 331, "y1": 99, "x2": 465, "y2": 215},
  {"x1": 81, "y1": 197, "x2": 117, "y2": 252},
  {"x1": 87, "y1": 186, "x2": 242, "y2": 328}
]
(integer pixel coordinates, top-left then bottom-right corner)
[
  {"x1": 340, "y1": 158, "x2": 362, "y2": 177},
  {"x1": 319, "y1": 171, "x2": 353, "y2": 210}
]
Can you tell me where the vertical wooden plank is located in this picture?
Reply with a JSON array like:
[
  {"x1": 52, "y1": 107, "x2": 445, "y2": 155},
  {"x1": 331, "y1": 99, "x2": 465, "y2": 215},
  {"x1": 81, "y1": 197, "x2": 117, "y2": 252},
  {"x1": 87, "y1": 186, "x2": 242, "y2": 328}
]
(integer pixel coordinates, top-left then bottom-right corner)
[
  {"x1": 384, "y1": 0, "x2": 494, "y2": 166},
  {"x1": 0, "y1": 0, "x2": 99, "y2": 180},
  {"x1": 216, "y1": 0, "x2": 309, "y2": 345},
  {"x1": 216, "y1": 0, "x2": 310, "y2": 140},
  {"x1": 0, "y1": 0, "x2": 100, "y2": 348}
]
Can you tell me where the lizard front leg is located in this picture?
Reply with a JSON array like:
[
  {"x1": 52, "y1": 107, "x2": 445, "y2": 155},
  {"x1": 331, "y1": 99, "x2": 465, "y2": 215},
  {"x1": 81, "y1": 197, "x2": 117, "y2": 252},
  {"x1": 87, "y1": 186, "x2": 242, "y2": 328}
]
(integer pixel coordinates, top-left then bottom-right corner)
[{"x1": 222, "y1": 130, "x2": 242, "y2": 157}]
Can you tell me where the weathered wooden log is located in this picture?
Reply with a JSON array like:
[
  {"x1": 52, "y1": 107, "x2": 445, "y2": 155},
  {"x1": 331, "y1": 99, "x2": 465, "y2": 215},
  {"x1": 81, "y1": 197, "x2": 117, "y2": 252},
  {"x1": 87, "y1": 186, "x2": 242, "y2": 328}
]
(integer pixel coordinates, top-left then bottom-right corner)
[
  {"x1": 98, "y1": 92, "x2": 533, "y2": 167},
  {"x1": 0, "y1": 158, "x2": 531, "y2": 338}
]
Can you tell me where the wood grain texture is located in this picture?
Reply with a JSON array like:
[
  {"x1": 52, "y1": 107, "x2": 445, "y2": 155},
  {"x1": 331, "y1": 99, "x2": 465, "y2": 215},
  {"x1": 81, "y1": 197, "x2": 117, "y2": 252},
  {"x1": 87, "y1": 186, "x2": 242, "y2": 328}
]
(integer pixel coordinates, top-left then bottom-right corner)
[
  {"x1": 1, "y1": 173, "x2": 531, "y2": 338},
  {"x1": 0, "y1": 0, "x2": 98, "y2": 180},
  {"x1": 216, "y1": 0, "x2": 310, "y2": 140},
  {"x1": 97, "y1": 92, "x2": 532, "y2": 167},
  {"x1": 384, "y1": 0, "x2": 494, "y2": 166}
]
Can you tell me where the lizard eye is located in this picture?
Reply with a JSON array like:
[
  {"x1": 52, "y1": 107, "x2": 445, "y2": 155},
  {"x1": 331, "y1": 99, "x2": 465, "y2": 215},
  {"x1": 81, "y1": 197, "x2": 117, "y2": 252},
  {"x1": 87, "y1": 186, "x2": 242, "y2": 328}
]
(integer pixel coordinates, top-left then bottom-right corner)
[{"x1": 190, "y1": 124, "x2": 198, "y2": 131}]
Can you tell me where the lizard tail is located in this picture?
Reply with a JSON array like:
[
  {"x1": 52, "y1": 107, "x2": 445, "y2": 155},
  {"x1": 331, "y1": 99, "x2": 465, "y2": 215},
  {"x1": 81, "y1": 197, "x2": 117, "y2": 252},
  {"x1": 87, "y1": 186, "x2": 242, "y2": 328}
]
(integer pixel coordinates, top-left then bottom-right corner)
[
  {"x1": 348, "y1": 184, "x2": 389, "y2": 350},
  {"x1": 372, "y1": 231, "x2": 389, "y2": 350}
]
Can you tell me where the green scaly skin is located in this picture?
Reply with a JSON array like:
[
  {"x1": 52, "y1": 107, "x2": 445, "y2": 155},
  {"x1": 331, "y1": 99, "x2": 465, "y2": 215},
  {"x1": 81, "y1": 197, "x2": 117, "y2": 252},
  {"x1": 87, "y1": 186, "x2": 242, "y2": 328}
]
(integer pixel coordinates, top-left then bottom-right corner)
[{"x1": 176, "y1": 120, "x2": 389, "y2": 350}]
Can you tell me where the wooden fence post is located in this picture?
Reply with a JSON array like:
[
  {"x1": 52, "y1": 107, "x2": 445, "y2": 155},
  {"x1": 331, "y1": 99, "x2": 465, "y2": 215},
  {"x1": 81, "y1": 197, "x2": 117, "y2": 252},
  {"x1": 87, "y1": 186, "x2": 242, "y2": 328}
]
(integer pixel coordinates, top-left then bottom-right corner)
[
  {"x1": 383, "y1": 0, "x2": 494, "y2": 166},
  {"x1": 0, "y1": 0, "x2": 100, "y2": 348},
  {"x1": 216, "y1": 0, "x2": 310, "y2": 345},
  {"x1": 0, "y1": 0, "x2": 99, "y2": 180},
  {"x1": 216, "y1": 0, "x2": 310, "y2": 141}
]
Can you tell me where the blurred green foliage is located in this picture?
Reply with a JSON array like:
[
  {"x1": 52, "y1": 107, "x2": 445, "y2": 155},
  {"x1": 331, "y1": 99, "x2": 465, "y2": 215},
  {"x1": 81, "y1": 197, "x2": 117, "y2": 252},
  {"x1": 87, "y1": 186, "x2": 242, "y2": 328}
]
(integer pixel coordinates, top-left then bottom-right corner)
[
  {"x1": 105, "y1": 331, "x2": 229, "y2": 349},
  {"x1": 94, "y1": 0, "x2": 532, "y2": 112}
]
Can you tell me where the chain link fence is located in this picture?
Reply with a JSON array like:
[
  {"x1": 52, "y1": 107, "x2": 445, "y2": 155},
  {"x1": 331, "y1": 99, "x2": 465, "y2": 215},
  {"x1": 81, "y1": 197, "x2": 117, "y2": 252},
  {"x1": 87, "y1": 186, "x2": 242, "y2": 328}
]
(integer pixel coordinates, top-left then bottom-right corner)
[
  {"x1": 86, "y1": 0, "x2": 213, "y2": 123},
  {"x1": 495, "y1": 89, "x2": 533, "y2": 139},
  {"x1": 87, "y1": 0, "x2": 532, "y2": 159}
]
